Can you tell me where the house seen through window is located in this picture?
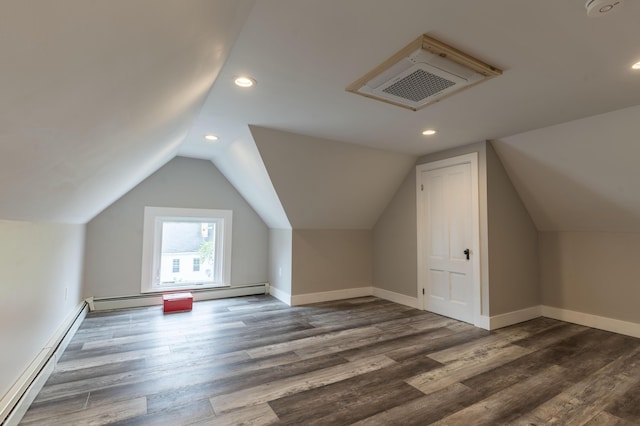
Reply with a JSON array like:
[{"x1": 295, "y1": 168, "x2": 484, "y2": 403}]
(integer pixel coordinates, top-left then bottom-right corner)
[{"x1": 161, "y1": 221, "x2": 213, "y2": 284}]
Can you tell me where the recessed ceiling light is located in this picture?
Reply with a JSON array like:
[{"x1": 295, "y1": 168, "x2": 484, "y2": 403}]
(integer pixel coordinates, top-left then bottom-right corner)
[
  {"x1": 204, "y1": 134, "x2": 218, "y2": 141},
  {"x1": 234, "y1": 76, "x2": 256, "y2": 88},
  {"x1": 422, "y1": 129, "x2": 437, "y2": 136},
  {"x1": 632, "y1": 61, "x2": 640, "y2": 70}
]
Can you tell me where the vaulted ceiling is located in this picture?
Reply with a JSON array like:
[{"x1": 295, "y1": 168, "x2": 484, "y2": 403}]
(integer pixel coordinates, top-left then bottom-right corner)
[
  {"x1": 0, "y1": 0, "x2": 253, "y2": 223},
  {"x1": 2, "y1": 1, "x2": 640, "y2": 232}
]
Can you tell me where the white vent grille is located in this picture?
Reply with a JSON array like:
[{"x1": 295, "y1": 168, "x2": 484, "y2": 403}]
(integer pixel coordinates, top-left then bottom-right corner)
[
  {"x1": 347, "y1": 35, "x2": 502, "y2": 111},
  {"x1": 382, "y1": 69, "x2": 457, "y2": 102}
]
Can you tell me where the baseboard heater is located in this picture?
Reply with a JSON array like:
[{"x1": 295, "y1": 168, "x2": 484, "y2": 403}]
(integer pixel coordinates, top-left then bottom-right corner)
[
  {"x1": 0, "y1": 302, "x2": 88, "y2": 426},
  {"x1": 89, "y1": 283, "x2": 270, "y2": 311}
]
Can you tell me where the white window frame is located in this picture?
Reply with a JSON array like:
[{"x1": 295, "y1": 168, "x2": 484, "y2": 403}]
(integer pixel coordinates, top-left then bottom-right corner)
[{"x1": 141, "y1": 206, "x2": 232, "y2": 293}]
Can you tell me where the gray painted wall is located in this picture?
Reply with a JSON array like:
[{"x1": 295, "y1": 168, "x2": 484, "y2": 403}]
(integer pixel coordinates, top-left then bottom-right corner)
[
  {"x1": 252, "y1": 126, "x2": 416, "y2": 229},
  {"x1": 83, "y1": 157, "x2": 268, "y2": 298},
  {"x1": 292, "y1": 229, "x2": 372, "y2": 295},
  {"x1": 251, "y1": 127, "x2": 414, "y2": 299},
  {"x1": 487, "y1": 142, "x2": 540, "y2": 314},
  {"x1": 374, "y1": 141, "x2": 539, "y2": 317},
  {"x1": 269, "y1": 228, "x2": 292, "y2": 296},
  {"x1": 540, "y1": 231, "x2": 640, "y2": 323},
  {"x1": 0, "y1": 221, "x2": 84, "y2": 400},
  {"x1": 372, "y1": 170, "x2": 417, "y2": 297}
]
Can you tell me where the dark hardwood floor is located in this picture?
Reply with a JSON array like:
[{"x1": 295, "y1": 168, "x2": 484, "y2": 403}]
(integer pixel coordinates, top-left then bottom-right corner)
[{"x1": 19, "y1": 295, "x2": 640, "y2": 425}]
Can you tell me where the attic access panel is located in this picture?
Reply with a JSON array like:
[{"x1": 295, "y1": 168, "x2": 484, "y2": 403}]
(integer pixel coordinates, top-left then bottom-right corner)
[{"x1": 346, "y1": 35, "x2": 502, "y2": 111}]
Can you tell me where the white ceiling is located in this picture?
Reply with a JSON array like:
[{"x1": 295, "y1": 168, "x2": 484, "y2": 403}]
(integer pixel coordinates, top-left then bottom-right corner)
[
  {"x1": 181, "y1": 0, "x2": 640, "y2": 157},
  {"x1": 3, "y1": 1, "x2": 640, "y2": 232},
  {"x1": 0, "y1": 0, "x2": 253, "y2": 223}
]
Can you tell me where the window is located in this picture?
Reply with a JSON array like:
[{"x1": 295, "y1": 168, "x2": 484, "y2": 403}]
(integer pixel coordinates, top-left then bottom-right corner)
[{"x1": 141, "y1": 207, "x2": 232, "y2": 293}]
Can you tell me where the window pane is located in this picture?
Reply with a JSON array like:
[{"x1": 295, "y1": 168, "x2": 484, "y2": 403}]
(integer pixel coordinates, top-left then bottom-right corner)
[{"x1": 159, "y1": 221, "x2": 215, "y2": 285}]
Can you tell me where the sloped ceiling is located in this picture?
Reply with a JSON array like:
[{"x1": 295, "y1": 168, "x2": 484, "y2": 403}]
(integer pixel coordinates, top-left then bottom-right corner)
[
  {"x1": 177, "y1": 0, "x2": 640, "y2": 235},
  {"x1": 180, "y1": 0, "x2": 640, "y2": 158},
  {"x1": 4, "y1": 1, "x2": 640, "y2": 233},
  {"x1": 210, "y1": 126, "x2": 291, "y2": 229},
  {"x1": 0, "y1": 0, "x2": 254, "y2": 223},
  {"x1": 493, "y1": 104, "x2": 640, "y2": 232},
  {"x1": 251, "y1": 126, "x2": 416, "y2": 229}
]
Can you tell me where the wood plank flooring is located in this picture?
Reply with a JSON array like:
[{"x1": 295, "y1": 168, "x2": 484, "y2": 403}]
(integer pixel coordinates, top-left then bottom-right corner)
[{"x1": 19, "y1": 296, "x2": 640, "y2": 425}]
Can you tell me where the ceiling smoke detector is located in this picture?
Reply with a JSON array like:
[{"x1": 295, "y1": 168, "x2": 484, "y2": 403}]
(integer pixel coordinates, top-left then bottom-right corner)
[
  {"x1": 346, "y1": 35, "x2": 502, "y2": 111},
  {"x1": 585, "y1": 0, "x2": 623, "y2": 17}
]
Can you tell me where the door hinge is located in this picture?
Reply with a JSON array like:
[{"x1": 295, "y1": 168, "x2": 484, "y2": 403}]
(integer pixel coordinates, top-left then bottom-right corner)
[
  {"x1": 422, "y1": 288, "x2": 425, "y2": 295},
  {"x1": 421, "y1": 184, "x2": 424, "y2": 191}
]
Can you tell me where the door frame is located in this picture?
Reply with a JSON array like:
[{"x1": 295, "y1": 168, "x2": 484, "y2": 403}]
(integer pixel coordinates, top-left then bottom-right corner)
[{"x1": 416, "y1": 152, "x2": 482, "y2": 327}]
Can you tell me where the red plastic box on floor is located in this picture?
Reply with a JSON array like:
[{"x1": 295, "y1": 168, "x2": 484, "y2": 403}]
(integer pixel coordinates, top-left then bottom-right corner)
[{"x1": 163, "y1": 292, "x2": 193, "y2": 313}]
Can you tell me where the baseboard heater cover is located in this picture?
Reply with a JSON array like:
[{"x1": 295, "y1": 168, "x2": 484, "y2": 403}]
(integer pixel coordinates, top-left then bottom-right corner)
[
  {"x1": 0, "y1": 302, "x2": 88, "y2": 426},
  {"x1": 90, "y1": 283, "x2": 269, "y2": 311}
]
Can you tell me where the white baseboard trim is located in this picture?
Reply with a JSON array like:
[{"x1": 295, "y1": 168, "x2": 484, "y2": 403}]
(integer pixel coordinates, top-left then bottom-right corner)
[
  {"x1": 268, "y1": 286, "x2": 292, "y2": 306},
  {"x1": 490, "y1": 306, "x2": 542, "y2": 330},
  {"x1": 91, "y1": 283, "x2": 268, "y2": 311},
  {"x1": 481, "y1": 304, "x2": 640, "y2": 337},
  {"x1": 1, "y1": 301, "x2": 88, "y2": 426},
  {"x1": 291, "y1": 287, "x2": 373, "y2": 306},
  {"x1": 473, "y1": 316, "x2": 490, "y2": 330},
  {"x1": 273, "y1": 286, "x2": 419, "y2": 309},
  {"x1": 541, "y1": 305, "x2": 640, "y2": 339},
  {"x1": 371, "y1": 288, "x2": 418, "y2": 309}
]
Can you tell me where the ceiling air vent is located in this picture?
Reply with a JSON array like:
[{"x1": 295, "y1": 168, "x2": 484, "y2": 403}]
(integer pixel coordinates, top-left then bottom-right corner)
[{"x1": 347, "y1": 35, "x2": 502, "y2": 111}]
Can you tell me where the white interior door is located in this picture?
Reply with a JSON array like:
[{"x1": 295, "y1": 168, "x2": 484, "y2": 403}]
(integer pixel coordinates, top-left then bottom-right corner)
[{"x1": 417, "y1": 154, "x2": 479, "y2": 324}]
